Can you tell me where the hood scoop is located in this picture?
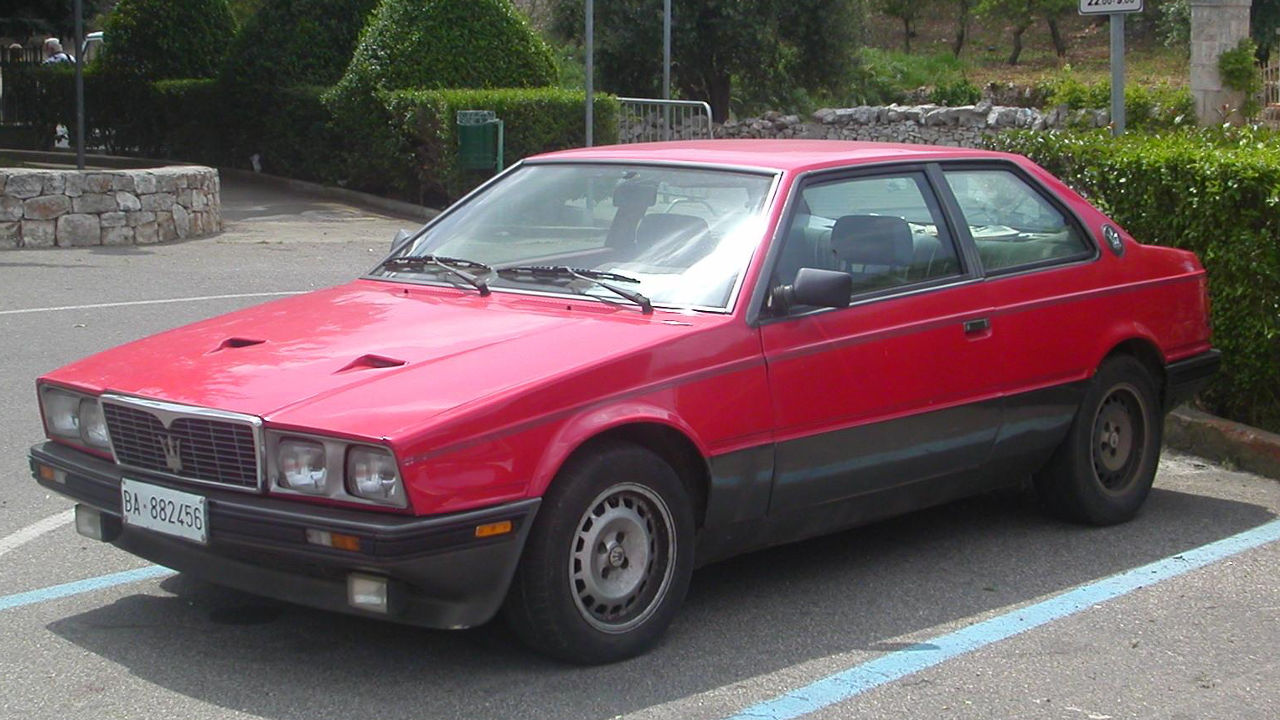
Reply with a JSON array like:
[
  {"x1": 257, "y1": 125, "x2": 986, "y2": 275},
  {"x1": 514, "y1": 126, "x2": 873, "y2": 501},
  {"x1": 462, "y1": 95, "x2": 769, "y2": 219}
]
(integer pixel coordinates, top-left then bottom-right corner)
[
  {"x1": 334, "y1": 354, "x2": 408, "y2": 374},
  {"x1": 209, "y1": 337, "x2": 266, "y2": 353}
]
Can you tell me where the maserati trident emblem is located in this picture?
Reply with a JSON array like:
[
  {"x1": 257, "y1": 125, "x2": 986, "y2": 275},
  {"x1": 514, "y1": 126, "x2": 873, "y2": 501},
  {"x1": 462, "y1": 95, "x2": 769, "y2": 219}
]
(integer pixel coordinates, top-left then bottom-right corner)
[{"x1": 159, "y1": 434, "x2": 184, "y2": 472}]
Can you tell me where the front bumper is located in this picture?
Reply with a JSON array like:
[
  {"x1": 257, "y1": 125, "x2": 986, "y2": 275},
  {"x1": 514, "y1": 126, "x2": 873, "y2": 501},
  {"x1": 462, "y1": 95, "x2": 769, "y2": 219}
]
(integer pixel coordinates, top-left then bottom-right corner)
[{"x1": 29, "y1": 441, "x2": 538, "y2": 629}]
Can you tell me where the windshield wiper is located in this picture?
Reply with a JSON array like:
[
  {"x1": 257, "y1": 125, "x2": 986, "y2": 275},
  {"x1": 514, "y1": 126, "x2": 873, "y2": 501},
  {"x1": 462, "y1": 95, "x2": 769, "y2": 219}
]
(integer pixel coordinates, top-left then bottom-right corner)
[
  {"x1": 378, "y1": 255, "x2": 492, "y2": 296},
  {"x1": 498, "y1": 265, "x2": 653, "y2": 314}
]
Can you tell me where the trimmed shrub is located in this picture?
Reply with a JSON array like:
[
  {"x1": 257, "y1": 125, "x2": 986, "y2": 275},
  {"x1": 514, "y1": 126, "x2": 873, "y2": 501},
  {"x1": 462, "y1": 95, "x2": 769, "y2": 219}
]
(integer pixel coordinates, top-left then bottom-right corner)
[
  {"x1": 385, "y1": 88, "x2": 619, "y2": 202},
  {"x1": 101, "y1": 0, "x2": 237, "y2": 80},
  {"x1": 219, "y1": 0, "x2": 379, "y2": 90},
  {"x1": 325, "y1": 0, "x2": 557, "y2": 199},
  {"x1": 330, "y1": 0, "x2": 555, "y2": 107},
  {"x1": 989, "y1": 129, "x2": 1280, "y2": 432}
]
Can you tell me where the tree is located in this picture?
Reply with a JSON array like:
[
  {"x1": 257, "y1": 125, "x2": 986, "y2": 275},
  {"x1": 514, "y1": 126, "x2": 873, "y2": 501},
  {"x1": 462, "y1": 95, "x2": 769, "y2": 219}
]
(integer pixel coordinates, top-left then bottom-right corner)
[
  {"x1": 1, "y1": 1, "x2": 111, "y2": 43},
  {"x1": 100, "y1": 0, "x2": 236, "y2": 79},
  {"x1": 1254, "y1": 0, "x2": 1280, "y2": 60},
  {"x1": 551, "y1": 0, "x2": 862, "y2": 121},
  {"x1": 952, "y1": 0, "x2": 972, "y2": 57},
  {"x1": 977, "y1": 0, "x2": 1074, "y2": 64},
  {"x1": 877, "y1": 0, "x2": 930, "y2": 53}
]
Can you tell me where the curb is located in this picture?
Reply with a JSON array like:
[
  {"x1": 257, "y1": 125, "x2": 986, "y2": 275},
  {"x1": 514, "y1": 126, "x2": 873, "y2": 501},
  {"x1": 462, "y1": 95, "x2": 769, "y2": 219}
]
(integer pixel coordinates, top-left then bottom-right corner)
[
  {"x1": 2, "y1": 148, "x2": 440, "y2": 223},
  {"x1": 1165, "y1": 407, "x2": 1280, "y2": 480}
]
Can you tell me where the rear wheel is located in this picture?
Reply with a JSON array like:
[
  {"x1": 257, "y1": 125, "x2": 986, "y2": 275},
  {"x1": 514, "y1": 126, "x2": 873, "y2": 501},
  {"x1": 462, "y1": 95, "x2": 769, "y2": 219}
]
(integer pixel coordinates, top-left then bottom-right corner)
[
  {"x1": 503, "y1": 441, "x2": 694, "y2": 664},
  {"x1": 1035, "y1": 355, "x2": 1162, "y2": 525}
]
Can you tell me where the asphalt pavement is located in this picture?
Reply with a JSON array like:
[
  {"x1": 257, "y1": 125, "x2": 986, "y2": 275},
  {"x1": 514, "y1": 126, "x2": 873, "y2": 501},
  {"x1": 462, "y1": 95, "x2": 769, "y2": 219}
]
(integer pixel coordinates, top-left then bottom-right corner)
[{"x1": 0, "y1": 175, "x2": 1276, "y2": 720}]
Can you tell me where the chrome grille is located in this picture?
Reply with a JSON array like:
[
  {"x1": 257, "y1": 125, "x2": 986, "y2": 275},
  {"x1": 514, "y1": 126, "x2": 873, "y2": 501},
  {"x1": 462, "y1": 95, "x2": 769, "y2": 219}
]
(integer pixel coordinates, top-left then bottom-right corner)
[{"x1": 101, "y1": 397, "x2": 262, "y2": 491}]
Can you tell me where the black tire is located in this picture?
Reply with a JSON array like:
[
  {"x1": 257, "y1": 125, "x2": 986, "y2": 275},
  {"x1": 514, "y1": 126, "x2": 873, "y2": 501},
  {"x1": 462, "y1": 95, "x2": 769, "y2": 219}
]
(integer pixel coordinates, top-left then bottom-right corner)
[
  {"x1": 503, "y1": 441, "x2": 695, "y2": 664},
  {"x1": 1035, "y1": 355, "x2": 1162, "y2": 525}
]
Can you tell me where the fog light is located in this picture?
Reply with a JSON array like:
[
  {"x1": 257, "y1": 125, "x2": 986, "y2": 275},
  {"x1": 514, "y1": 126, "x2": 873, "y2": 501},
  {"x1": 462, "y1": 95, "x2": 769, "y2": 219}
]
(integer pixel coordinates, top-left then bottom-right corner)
[
  {"x1": 75, "y1": 505, "x2": 103, "y2": 540},
  {"x1": 347, "y1": 573, "x2": 389, "y2": 614}
]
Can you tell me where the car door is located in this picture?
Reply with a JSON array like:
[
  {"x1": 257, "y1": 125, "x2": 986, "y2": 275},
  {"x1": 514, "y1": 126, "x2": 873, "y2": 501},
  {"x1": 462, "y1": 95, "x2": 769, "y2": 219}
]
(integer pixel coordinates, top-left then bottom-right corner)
[
  {"x1": 936, "y1": 163, "x2": 1100, "y2": 474},
  {"x1": 758, "y1": 166, "x2": 1005, "y2": 524}
]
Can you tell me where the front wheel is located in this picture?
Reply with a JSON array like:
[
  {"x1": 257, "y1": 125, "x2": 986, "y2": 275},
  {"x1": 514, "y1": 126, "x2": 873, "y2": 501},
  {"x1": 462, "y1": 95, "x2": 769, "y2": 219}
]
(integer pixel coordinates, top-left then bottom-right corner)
[
  {"x1": 1035, "y1": 355, "x2": 1162, "y2": 525},
  {"x1": 503, "y1": 441, "x2": 694, "y2": 664}
]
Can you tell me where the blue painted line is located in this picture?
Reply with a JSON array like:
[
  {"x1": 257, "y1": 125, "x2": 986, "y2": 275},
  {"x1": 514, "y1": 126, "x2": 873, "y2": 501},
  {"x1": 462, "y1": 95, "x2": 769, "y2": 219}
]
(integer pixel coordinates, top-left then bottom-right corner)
[
  {"x1": 0, "y1": 565, "x2": 176, "y2": 612},
  {"x1": 727, "y1": 517, "x2": 1280, "y2": 720}
]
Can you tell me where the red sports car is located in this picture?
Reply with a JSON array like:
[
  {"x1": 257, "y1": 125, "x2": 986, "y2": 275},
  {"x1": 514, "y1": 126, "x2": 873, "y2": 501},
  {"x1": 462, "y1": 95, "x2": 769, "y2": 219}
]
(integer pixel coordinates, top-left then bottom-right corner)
[{"x1": 30, "y1": 140, "x2": 1219, "y2": 663}]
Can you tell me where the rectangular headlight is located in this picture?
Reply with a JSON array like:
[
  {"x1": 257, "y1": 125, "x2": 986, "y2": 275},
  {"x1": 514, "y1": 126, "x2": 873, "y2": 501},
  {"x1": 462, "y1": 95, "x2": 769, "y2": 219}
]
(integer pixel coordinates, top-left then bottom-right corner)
[
  {"x1": 277, "y1": 438, "x2": 328, "y2": 494},
  {"x1": 40, "y1": 386, "x2": 110, "y2": 450},
  {"x1": 41, "y1": 387, "x2": 82, "y2": 439},
  {"x1": 78, "y1": 398, "x2": 110, "y2": 449},
  {"x1": 346, "y1": 447, "x2": 405, "y2": 507}
]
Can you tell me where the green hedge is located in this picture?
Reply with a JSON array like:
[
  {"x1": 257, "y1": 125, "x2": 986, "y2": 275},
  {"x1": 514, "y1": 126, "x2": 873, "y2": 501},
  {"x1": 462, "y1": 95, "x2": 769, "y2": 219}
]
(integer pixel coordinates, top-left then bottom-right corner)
[
  {"x1": 21, "y1": 65, "x2": 167, "y2": 155},
  {"x1": 990, "y1": 129, "x2": 1280, "y2": 432},
  {"x1": 384, "y1": 87, "x2": 618, "y2": 202}
]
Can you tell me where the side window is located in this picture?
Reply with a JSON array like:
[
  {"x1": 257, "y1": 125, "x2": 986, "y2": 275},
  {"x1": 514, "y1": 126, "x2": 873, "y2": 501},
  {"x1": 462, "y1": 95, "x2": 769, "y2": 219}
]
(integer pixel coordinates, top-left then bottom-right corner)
[
  {"x1": 771, "y1": 173, "x2": 962, "y2": 298},
  {"x1": 943, "y1": 169, "x2": 1092, "y2": 273}
]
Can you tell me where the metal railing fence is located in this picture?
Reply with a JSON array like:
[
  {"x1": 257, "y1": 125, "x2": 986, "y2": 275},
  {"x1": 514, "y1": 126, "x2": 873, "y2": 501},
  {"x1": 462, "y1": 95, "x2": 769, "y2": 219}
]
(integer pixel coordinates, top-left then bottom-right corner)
[
  {"x1": 617, "y1": 97, "x2": 713, "y2": 143},
  {"x1": 1262, "y1": 60, "x2": 1280, "y2": 130}
]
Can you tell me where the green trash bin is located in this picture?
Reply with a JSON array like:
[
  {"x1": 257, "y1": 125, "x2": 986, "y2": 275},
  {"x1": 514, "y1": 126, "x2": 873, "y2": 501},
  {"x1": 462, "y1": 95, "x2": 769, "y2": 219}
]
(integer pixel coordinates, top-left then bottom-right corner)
[{"x1": 457, "y1": 110, "x2": 504, "y2": 172}]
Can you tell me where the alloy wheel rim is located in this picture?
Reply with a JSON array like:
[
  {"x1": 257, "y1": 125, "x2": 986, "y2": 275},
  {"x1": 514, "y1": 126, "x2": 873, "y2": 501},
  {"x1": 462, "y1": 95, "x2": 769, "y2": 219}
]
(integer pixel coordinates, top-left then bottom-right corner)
[
  {"x1": 569, "y1": 482, "x2": 676, "y2": 634},
  {"x1": 1092, "y1": 383, "x2": 1146, "y2": 491}
]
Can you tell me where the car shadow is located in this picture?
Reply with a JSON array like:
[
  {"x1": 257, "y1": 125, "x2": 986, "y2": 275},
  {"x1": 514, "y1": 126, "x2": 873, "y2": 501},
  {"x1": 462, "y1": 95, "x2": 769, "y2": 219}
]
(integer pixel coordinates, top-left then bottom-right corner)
[{"x1": 45, "y1": 486, "x2": 1275, "y2": 720}]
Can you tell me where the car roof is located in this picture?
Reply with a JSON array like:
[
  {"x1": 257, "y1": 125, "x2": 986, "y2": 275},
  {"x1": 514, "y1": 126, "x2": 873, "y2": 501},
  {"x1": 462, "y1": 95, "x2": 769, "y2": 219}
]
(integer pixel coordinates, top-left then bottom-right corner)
[{"x1": 528, "y1": 139, "x2": 1017, "y2": 174}]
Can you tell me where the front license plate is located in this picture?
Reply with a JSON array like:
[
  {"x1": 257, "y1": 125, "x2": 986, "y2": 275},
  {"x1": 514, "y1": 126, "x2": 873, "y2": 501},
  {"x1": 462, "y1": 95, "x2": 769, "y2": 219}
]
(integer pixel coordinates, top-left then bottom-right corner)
[{"x1": 120, "y1": 478, "x2": 208, "y2": 544}]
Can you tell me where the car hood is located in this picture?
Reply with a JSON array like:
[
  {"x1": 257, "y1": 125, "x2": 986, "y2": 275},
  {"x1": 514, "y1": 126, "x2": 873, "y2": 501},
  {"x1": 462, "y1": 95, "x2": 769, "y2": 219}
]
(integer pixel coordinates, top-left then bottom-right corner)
[{"x1": 44, "y1": 280, "x2": 715, "y2": 440}]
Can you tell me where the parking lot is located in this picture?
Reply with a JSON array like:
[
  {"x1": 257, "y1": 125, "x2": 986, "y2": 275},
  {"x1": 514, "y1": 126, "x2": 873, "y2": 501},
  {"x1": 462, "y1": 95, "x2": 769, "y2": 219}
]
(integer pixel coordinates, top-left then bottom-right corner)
[{"x1": 1, "y1": 178, "x2": 1276, "y2": 720}]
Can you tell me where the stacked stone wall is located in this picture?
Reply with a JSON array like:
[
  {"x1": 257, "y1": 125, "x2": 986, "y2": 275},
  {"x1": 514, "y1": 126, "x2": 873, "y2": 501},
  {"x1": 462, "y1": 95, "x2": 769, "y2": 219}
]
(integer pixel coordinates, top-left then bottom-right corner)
[
  {"x1": 0, "y1": 166, "x2": 221, "y2": 249},
  {"x1": 712, "y1": 102, "x2": 1109, "y2": 146}
]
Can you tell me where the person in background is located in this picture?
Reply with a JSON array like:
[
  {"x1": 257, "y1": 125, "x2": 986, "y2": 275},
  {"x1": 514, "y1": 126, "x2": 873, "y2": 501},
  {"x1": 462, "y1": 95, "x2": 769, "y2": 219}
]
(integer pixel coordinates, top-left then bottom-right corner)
[{"x1": 42, "y1": 38, "x2": 74, "y2": 64}]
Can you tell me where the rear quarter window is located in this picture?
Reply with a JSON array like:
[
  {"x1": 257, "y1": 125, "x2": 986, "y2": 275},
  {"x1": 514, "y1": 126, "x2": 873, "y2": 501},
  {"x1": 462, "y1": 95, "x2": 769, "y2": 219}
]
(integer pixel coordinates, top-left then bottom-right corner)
[{"x1": 943, "y1": 168, "x2": 1092, "y2": 273}]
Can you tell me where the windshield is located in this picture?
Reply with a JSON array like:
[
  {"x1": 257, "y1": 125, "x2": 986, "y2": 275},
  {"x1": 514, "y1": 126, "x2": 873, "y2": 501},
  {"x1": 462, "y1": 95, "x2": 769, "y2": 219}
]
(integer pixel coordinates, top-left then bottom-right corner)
[{"x1": 375, "y1": 163, "x2": 776, "y2": 310}]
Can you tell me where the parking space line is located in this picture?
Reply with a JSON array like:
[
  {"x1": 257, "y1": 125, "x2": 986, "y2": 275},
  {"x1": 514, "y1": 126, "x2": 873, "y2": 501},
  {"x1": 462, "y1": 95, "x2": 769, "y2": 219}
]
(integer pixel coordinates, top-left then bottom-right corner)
[
  {"x1": 722, "y1": 517, "x2": 1280, "y2": 720},
  {"x1": 0, "y1": 565, "x2": 176, "y2": 612},
  {"x1": 0, "y1": 509, "x2": 75, "y2": 560},
  {"x1": 0, "y1": 292, "x2": 304, "y2": 316}
]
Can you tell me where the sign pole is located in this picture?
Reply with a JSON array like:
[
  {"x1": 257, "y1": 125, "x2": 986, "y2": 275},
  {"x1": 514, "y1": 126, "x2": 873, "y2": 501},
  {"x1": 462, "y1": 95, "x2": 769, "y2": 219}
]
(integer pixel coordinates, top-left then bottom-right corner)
[
  {"x1": 1079, "y1": 0, "x2": 1141, "y2": 136},
  {"x1": 74, "y1": 0, "x2": 85, "y2": 168},
  {"x1": 1110, "y1": 13, "x2": 1125, "y2": 135},
  {"x1": 585, "y1": 0, "x2": 594, "y2": 147}
]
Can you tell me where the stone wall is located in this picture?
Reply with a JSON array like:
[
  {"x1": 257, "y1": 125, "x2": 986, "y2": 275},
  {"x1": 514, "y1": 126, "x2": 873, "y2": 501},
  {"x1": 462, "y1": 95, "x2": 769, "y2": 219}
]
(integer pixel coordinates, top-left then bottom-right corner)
[
  {"x1": 713, "y1": 102, "x2": 1110, "y2": 146},
  {"x1": 0, "y1": 166, "x2": 221, "y2": 249}
]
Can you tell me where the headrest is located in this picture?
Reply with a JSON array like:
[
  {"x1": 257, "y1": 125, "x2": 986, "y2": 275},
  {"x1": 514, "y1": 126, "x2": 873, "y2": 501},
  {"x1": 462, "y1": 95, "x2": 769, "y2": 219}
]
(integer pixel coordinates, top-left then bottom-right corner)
[
  {"x1": 613, "y1": 181, "x2": 658, "y2": 210},
  {"x1": 830, "y1": 215, "x2": 913, "y2": 267},
  {"x1": 636, "y1": 213, "x2": 709, "y2": 245}
]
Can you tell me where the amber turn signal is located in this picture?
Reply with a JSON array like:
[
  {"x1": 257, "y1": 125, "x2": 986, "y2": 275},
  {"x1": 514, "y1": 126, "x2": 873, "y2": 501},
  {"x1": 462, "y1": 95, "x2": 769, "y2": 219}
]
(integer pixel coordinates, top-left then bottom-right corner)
[
  {"x1": 305, "y1": 529, "x2": 362, "y2": 552},
  {"x1": 475, "y1": 520, "x2": 513, "y2": 538}
]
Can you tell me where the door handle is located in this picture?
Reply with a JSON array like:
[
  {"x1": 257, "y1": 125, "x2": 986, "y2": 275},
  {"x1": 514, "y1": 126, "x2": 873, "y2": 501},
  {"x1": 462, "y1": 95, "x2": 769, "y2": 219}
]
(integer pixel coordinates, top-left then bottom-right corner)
[{"x1": 963, "y1": 318, "x2": 990, "y2": 335}]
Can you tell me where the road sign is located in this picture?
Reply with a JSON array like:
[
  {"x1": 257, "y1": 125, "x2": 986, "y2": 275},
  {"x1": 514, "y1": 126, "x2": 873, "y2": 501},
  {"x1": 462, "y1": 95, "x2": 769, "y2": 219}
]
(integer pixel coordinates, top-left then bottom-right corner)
[{"x1": 1079, "y1": 0, "x2": 1143, "y2": 15}]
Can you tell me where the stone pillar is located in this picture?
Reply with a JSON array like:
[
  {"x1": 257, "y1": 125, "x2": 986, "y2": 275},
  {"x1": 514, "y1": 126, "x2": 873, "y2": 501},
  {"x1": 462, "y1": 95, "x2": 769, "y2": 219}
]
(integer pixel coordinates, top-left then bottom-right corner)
[{"x1": 1191, "y1": 0, "x2": 1253, "y2": 125}]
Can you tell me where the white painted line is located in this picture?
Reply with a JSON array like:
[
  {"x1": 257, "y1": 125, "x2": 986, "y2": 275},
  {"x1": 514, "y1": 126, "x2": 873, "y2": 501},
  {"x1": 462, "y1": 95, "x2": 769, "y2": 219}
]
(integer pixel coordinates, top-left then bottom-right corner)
[
  {"x1": 0, "y1": 508, "x2": 74, "y2": 560},
  {"x1": 0, "y1": 291, "x2": 305, "y2": 316}
]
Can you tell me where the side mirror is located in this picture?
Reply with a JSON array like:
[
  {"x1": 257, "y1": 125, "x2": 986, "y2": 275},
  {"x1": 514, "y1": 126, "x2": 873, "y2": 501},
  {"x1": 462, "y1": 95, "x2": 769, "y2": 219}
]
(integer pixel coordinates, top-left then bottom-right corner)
[
  {"x1": 773, "y1": 268, "x2": 852, "y2": 311},
  {"x1": 390, "y1": 228, "x2": 413, "y2": 254}
]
